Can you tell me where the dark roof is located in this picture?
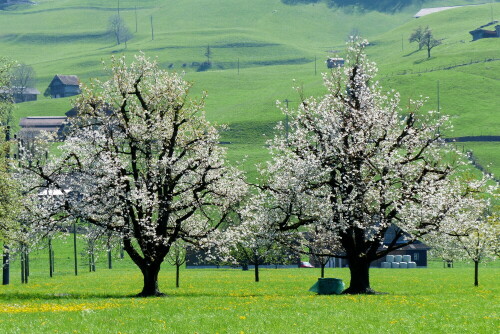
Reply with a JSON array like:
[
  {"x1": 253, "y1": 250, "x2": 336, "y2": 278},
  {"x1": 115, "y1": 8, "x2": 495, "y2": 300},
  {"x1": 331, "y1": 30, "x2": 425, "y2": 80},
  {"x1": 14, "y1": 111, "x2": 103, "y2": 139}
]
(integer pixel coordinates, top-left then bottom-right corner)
[
  {"x1": 19, "y1": 116, "x2": 67, "y2": 128},
  {"x1": 65, "y1": 106, "x2": 114, "y2": 118},
  {"x1": 0, "y1": 87, "x2": 40, "y2": 95},
  {"x1": 378, "y1": 242, "x2": 431, "y2": 252},
  {"x1": 52, "y1": 75, "x2": 80, "y2": 86},
  {"x1": 469, "y1": 29, "x2": 498, "y2": 37}
]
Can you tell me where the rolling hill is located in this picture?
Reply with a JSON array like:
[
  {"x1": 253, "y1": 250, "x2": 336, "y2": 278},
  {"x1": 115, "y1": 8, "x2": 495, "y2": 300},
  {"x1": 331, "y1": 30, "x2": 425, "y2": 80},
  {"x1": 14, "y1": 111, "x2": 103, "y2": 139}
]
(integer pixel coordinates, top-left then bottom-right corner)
[{"x1": 1, "y1": 0, "x2": 499, "y2": 178}]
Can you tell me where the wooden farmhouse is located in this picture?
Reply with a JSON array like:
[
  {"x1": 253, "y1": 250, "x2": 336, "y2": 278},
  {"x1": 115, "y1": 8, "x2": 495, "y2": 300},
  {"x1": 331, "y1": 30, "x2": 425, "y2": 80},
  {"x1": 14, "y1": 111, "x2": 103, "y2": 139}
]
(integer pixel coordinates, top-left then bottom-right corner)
[
  {"x1": 313, "y1": 225, "x2": 430, "y2": 269},
  {"x1": 48, "y1": 75, "x2": 81, "y2": 98},
  {"x1": 0, "y1": 87, "x2": 40, "y2": 103},
  {"x1": 19, "y1": 116, "x2": 67, "y2": 140}
]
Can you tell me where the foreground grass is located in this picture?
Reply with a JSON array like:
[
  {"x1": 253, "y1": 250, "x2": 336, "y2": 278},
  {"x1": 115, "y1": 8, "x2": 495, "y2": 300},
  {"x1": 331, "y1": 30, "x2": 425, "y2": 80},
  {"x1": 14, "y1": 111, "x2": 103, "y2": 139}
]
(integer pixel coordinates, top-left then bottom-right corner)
[{"x1": 0, "y1": 258, "x2": 498, "y2": 333}]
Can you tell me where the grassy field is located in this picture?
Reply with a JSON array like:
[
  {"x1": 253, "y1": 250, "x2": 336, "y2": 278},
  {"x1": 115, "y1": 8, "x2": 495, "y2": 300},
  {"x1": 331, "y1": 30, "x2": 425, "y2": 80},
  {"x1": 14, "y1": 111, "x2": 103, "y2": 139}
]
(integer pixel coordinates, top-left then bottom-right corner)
[{"x1": 0, "y1": 250, "x2": 498, "y2": 333}]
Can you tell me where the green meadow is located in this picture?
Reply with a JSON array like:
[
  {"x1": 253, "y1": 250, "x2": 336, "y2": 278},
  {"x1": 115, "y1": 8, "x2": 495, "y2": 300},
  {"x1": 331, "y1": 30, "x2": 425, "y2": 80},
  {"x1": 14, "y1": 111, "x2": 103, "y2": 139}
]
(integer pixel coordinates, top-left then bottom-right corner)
[
  {"x1": 2, "y1": 0, "x2": 499, "y2": 178},
  {"x1": 0, "y1": 240, "x2": 498, "y2": 333}
]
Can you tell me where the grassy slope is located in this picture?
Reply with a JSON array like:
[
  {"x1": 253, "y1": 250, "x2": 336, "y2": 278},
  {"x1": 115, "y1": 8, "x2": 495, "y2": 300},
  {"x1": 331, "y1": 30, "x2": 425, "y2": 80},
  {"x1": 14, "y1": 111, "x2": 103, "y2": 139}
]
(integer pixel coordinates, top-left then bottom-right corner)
[
  {"x1": 2, "y1": 0, "x2": 499, "y2": 178},
  {"x1": 368, "y1": 3, "x2": 500, "y2": 176}
]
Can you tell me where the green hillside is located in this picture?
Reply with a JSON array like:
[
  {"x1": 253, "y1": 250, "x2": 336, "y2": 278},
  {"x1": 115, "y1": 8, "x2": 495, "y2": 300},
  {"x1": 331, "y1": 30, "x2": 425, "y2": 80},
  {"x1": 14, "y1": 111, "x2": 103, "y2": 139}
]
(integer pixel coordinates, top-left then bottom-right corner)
[{"x1": 1, "y1": 0, "x2": 499, "y2": 177}]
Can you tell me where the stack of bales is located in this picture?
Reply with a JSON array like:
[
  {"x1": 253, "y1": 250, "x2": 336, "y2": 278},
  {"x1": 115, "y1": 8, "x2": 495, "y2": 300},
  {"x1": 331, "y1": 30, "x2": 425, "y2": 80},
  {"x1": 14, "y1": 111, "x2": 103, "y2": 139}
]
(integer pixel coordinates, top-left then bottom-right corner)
[{"x1": 380, "y1": 255, "x2": 417, "y2": 268}]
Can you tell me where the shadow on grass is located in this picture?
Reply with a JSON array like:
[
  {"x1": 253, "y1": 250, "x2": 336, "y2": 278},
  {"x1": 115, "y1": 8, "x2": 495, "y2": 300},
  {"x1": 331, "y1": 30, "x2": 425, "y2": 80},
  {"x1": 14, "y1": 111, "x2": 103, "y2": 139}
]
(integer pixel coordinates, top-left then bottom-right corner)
[
  {"x1": 414, "y1": 57, "x2": 434, "y2": 64},
  {"x1": 0, "y1": 292, "x2": 140, "y2": 301},
  {"x1": 403, "y1": 49, "x2": 420, "y2": 57}
]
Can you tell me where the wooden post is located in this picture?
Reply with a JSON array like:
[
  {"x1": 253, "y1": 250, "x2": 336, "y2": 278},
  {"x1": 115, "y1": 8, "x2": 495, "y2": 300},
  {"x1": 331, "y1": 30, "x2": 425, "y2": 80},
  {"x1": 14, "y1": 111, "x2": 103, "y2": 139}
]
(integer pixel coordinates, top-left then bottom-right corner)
[
  {"x1": 49, "y1": 238, "x2": 53, "y2": 278},
  {"x1": 108, "y1": 243, "x2": 112, "y2": 269},
  {"x1": 21, "y1": 249, "x2": 25, "y2": 283},
  {"x1": 73, "y1": 221, "x2": 78, "y2": 276},
  {"x1": 2, "y1": 245, "x2": 9, "y2": 285}
]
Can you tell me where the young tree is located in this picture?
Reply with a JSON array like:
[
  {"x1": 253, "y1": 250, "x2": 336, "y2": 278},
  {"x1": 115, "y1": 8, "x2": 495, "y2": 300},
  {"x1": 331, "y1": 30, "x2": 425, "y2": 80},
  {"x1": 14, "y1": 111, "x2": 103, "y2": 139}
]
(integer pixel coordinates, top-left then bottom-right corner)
[
  {"x1": 209, "y1": 205, "x2": 293, "y2": 283},
  {"x1": 409, "y1": 26, "x2": 424, "y2": 50},
  {"x1": 204, "y1": 44, "x2": 212, "y2": 65},
  {"x1": 108, "y1": 14, "x2": 133, "y2": 46},
  {"x1": 166, "y1": 240, "x2": 187, "y2": 288},
  {"x1": 421, "y1": 26, "x2": 442, "y2": 58},
  {"x1": 305, "y1": 225, "x2": 342, "y2": 278},
  {"x1": 10, "y1": 63, "x2": 36, "y2": 102},
  {"x1": 253, "y1": 39, "x2": 494, "y2": 294},
  {"x1": 18, "y1": 54, "x2": 247, "y2": 296},
  {"x1": 457, "y1": 218, "x2": 498, "y2": 287}
]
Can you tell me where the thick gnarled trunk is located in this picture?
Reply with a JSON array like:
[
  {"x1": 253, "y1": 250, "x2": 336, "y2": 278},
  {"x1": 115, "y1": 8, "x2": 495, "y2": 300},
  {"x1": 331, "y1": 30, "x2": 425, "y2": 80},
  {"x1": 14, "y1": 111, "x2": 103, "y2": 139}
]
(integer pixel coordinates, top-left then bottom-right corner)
[
  {"x1": 138, "y1": 263, "x2": 164, "y2": 297},
  {"x1": 343, "y1": 257, "x2": 376, "y2": 294}
]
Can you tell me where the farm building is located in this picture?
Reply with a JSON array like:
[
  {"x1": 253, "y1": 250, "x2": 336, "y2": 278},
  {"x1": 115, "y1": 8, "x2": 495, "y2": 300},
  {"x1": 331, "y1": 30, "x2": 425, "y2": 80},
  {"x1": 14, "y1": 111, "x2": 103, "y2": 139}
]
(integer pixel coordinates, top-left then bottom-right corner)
[
  {"x1": 313, "y1": 225, "x2": 430, "y2": 269},
  {"x1": 0, "y1": 87, "x2": 40, "y2": 103},
  {"x1": 19, "y1": 116, "x2": 67, "y2": 139},
  {"x1": 326, "y1": 58, "x2": 345, "y2": 69},
  {"x1": 469, "y1": 25, "x2": 500, "y2": 41},
  {"x1": 47, "y1": 75, "x2": 80, "y2": 98}
]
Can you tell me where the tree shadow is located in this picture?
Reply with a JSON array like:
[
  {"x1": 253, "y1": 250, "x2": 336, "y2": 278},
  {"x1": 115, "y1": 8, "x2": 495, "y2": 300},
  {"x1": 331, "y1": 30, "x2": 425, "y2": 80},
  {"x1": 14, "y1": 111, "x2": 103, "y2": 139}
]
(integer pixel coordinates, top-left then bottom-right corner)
[
  {"x1": 0, "y1": 292, "x2": 139, "y2": 301},
  {"x1": 403, "y1": 49, "x2": 420, "y2": 57},
  {"x1": 413, "y1": 57, "x2": 434, "y2": 65}
]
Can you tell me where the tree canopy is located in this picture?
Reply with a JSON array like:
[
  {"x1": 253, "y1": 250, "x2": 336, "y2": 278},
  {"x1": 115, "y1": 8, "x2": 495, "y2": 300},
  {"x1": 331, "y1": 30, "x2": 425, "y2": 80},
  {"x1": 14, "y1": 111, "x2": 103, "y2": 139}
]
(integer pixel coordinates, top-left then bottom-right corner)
[
  {"x1": 249, "y1": 39, "x2": 496, "y2": 294},
  {"x1": 18, "y1": 54, "x2": 247, "y2": 296}
]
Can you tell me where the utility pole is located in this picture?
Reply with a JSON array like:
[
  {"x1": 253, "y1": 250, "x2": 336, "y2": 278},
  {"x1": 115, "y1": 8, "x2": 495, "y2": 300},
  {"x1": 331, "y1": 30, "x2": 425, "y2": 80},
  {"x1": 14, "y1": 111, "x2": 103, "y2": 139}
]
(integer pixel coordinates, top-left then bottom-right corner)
[
  {"x1": 283, "y1": 99, "x2": 291, "y2": 143},
  {"x1": 437, "y1": 80, "x2": 441, "y2": 135},
  {"x1": 135, "y1": 6, "x2": 138, "y2": 33},
  {"x1": 437, "y1": 80, "x2": 440, "y2": 114},
  {"x1": 150, "y1": 16, "x2": 154, "y2": 41},
  {"x1": 491, "y1": 1, "x2": 494, "y2": 22},
  {"x1": 314, "y1": 56, "x2": 317, "y2": 75},
  {"x1": 117, "y1": 0, "x2": 120, "y2": 17}
]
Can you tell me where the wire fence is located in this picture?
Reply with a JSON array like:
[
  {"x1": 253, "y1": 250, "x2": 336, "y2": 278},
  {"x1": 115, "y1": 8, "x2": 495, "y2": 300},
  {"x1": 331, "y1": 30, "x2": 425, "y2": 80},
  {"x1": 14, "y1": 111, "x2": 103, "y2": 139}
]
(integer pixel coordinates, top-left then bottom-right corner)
[{"x1": 383, "y1": 57, "x2": 500, "y2": 77}]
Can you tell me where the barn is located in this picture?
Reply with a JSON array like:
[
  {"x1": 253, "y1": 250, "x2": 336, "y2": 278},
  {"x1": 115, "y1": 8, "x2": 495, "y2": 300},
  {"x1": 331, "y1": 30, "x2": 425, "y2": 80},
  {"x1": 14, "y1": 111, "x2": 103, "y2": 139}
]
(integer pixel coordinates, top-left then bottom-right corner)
[
  {"x1": 47, "y1": 75, "x2": 81, "y2": 98},
  {"x1": 19, "y1": 116, "x2": 67, "y2": 140},
  {"x1": 0, "y1": 87, "x2": 40, "y2": 103}
]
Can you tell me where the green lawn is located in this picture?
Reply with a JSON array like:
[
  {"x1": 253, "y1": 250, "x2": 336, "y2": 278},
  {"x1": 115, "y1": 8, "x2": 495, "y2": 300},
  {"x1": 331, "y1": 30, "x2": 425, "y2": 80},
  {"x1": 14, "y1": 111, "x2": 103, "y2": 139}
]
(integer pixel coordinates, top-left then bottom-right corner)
[{"x1": 1, "y1": 252, "x2": 498, "y2": 333}]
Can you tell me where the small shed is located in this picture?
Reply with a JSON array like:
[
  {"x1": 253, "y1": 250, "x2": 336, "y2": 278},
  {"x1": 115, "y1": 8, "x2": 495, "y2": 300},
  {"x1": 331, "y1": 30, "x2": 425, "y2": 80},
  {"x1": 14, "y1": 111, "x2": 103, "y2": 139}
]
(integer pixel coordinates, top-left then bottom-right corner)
[
  {"x1": 0, "y1": 87, "x2": 40, "y2": 103},
  {"x1": 19, "y1": 116, "x2": 67, "y2": 139},
  {"x1": 470, "y1": 28, "x2": 499, "y2": 41},
  {"x1": 48, "y1": 75, "x2": 80, "y2": 99},
  {"x1": 326, "y1": 58, "x2": 345, "y2": 69}
]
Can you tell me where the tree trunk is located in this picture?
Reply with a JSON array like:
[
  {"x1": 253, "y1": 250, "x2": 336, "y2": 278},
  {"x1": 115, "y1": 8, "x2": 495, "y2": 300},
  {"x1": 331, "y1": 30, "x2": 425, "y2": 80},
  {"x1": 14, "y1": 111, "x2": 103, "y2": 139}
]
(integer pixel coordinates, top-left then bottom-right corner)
[
  {"x1": 474, "y1": 260, "x2": 479, "y2": 287},
  {"x1": 254, "y1": 263, "x2": 259, "y2": 282},
  {"x1": 321, "y1": 264, "x2": 325, "y2": 278},
  {"x1": 175, "y1": 264, "x2": 180, "y2": 288},
  {"x1": 138, "y1": 264, "x2": 165, "y2": 297},
  {"x1": 343, "y1": 258, "x2": 376, "y2": 294}
]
